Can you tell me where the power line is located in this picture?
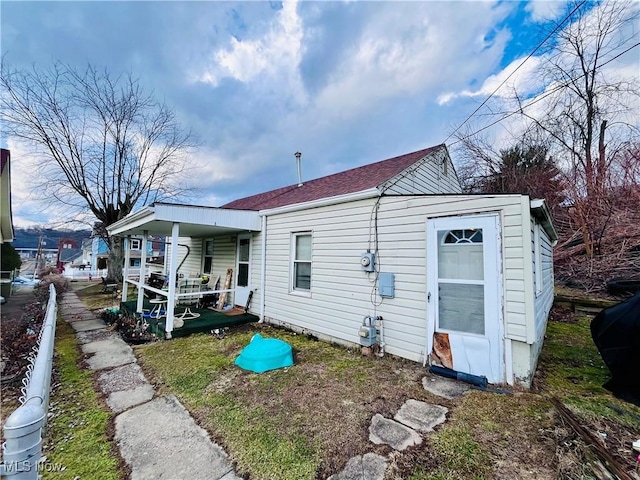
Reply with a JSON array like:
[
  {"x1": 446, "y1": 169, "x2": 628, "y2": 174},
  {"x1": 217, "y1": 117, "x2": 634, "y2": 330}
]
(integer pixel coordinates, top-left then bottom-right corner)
[
  {"x1": 443, "y1": 0, "x2": 587, "y2": 144},
  {"x1": 450, "y1": 40, "x2": 640, "y2": 146}
]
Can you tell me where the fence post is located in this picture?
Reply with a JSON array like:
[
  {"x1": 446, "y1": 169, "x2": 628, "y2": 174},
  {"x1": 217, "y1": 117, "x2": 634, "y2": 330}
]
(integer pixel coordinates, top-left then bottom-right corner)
[{"x1": 1, "y1": 284, "x2": 58, "y2": 479}]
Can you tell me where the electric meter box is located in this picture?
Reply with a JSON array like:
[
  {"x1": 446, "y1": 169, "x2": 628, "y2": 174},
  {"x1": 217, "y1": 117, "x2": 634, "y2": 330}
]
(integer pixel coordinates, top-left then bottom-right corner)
[
  {"x1": 379, "y1": 272, "x2": 395, "y2": 298},
  {"x1": 360, "y1": 252, "x2": 375, "y2": 272}
]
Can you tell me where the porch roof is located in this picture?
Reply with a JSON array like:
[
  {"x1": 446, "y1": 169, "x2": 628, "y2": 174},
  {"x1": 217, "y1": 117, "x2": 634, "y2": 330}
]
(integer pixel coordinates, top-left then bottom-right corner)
[{"x1": 107, "y1": 202, "x2": 261, "y2": 238}]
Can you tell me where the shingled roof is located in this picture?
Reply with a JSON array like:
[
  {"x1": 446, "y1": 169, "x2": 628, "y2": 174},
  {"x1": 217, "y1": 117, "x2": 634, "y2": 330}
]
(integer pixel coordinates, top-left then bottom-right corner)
[{"x1": 222, "y1": 144, "x2": 443, "y2": 211}]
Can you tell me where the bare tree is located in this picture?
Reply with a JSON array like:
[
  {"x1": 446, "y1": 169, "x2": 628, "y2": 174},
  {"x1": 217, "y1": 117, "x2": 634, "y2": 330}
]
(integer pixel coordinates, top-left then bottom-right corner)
[
  {"x1": 520, "y1": 0, "x2": 639, "y2": 257},
  {"x1": 1, "y1": 62, "x2": 197, "y2": 279},
  {"x1": 453, "y1": 0, "x2": 639, "y2": 290}
]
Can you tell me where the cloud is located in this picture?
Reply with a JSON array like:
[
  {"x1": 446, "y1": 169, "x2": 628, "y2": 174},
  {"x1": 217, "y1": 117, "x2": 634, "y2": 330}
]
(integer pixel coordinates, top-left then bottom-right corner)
[
  {"x1": 525, "y1": 0, "x2": 570, "y2": 23},
  {"x1": 195, "y1": 1, "x2": 305, "y2": 102},
  {"x1": 437, "y1": 55, "x2": 544, "y2": 105}
]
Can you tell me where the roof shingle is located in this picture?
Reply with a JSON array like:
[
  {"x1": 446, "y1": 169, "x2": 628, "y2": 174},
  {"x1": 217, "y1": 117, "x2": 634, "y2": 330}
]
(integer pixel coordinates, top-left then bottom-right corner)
[{"x1": 222, "y1": 145, "x2": 443, "y2": 211}]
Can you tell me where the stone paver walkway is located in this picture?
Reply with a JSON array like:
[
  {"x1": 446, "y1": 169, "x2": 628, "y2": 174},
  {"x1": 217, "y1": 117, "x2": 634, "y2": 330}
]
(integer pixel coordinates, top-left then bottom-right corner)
[
  {"x1": 331, "y1": 374, "x2": 469, "y2": 479},
  {"x1": 60, "y1": 288, "x2": 475, "y2": 480},
  {"x1": 59, "y1": 290, "x2": 241, "y2": 480}
]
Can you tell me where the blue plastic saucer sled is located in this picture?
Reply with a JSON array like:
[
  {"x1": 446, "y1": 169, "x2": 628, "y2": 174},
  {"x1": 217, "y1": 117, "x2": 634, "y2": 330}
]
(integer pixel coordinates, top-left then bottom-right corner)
[{"x1": 235, "y1": 334, "x2": 294, "y2": 373}]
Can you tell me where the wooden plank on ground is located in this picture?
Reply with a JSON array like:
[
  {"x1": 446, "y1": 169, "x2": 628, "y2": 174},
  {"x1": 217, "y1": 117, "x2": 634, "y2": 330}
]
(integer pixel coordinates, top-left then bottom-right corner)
[
  {"x1": 551, "y1": 397, "x2": 633, "y2": 480},
  {"x1": 216, "y1": 268, "x2": 233, "y2": 311}
]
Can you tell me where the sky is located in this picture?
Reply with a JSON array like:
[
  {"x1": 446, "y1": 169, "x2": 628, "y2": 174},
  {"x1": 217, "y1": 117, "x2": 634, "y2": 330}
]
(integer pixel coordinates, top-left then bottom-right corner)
[{"x1": 1, "y1": 0, "x2": 638, "y2": 229}]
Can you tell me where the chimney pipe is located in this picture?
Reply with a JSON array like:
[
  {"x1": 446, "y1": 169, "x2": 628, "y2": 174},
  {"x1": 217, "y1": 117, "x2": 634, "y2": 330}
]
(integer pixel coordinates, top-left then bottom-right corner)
[{"x1": 294, "y1": 151, "x2": 303, "y2": 187}]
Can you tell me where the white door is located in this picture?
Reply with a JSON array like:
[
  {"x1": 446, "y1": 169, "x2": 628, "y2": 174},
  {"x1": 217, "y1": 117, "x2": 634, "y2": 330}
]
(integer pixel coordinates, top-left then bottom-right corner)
[
  {"x1": 426, "y1": 215, "x2": 503, "y2": 383},
  {"x1": 235, "y1": 234, "x2": 252, "y2": 307}
]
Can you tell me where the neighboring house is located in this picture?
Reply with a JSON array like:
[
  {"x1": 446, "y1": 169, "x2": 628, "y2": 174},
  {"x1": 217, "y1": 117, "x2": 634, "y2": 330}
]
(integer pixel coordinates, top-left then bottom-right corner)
[
  {"x1": 81, "y1": 238, "x2": 93, "y2": 265},
  {"x1": 90, "y1": 234, "x2": 164, "y2": 273},
  {"x1": 56, "y1": 238, "x2": 84, "y2": 271},
  {"x1": 0, "y1": 149, "x2": 14, "y2": 244},
  {"x1": 108, "y1": 144, "x2": 557, "y2": 387},
  {"x1": 91, "y1": 237, "x2": 110, "y2": 271}
]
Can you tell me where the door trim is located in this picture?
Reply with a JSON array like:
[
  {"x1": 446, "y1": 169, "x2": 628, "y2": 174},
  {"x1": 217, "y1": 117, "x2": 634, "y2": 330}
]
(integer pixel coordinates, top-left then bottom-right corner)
[
  {"x1": 235, "y1": 233, "x2": 252, "y2": 306},
  {"x1": 425, "y1": 213, "x2": 504, "y2": 382}
]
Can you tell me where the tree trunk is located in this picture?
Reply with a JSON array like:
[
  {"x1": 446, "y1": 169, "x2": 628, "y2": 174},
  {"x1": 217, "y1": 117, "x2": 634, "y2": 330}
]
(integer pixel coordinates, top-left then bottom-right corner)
[{"x1": 107, "y1": 235, "x2": 124, "y2": 282}]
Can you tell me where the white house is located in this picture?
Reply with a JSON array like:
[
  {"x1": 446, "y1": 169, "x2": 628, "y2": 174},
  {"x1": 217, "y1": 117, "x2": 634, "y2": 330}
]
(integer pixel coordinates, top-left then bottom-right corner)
[{"x1": 107, "y1": 144, "x2": 557, "y2": 387}]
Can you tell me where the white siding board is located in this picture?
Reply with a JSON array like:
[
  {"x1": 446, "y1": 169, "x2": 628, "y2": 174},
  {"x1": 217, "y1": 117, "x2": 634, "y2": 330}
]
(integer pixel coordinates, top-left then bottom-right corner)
[
  {"x1": 507, "y1": 323, "x2": 527, "y2": 339},
  {"x1": 381, "y1": 148, "x2": 462, "y2": 195},
  {"x1": 262, "y1": 193, "x2": 534, "y2": 365},
  {"x1": 533, "y1": 222, "x2": 554, "y2": 344},
  {"x1": 209, "y1": 235, "x2": 237, "y2": 305}
]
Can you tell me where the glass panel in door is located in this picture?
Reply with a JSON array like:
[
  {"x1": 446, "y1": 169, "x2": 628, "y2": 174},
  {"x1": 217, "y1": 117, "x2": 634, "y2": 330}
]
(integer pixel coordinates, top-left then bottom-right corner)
[
  {"x1": 237, "y1": 238, "x2": 250, "y2": 287},
  {"x1": 437, "y1": 229, "x2": 485, "y2": 335}
]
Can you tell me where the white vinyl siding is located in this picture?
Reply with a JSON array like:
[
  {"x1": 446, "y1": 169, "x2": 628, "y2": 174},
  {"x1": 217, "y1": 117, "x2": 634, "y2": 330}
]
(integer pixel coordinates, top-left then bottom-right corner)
[
  {"x1": 165, "y1": 234, "x2": 238, "y2": 304},
  {"x1": 263, "y1": 194, "x2": 534, "y2": 365},
  {"x1": 380, "y1": 148, "x2": 462, "y2": 195},
  {"x1": 533, "y1": 222, "x2": 554, "y2": 344},
  {"x1": 165, "y1": 237, "x2": 202, "y2": 279},
  {"x1": 210, "y1": 235, "x2": 238, "y2": 306}
]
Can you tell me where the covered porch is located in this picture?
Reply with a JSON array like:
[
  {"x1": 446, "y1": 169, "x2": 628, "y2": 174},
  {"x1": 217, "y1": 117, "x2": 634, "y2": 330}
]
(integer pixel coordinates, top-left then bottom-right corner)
[
  {"x1": 107, "y1": 202, "x2": 262, "y2": 338},
  {"x1": 119, "y1": 299, "x2": 259, "y2": 339}
]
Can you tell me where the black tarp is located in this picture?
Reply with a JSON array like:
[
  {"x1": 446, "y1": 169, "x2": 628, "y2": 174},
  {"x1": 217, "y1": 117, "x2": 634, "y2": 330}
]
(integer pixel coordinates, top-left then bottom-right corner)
[{"x1": 590, "y1": 293, "x2": 640, "y2": 406}]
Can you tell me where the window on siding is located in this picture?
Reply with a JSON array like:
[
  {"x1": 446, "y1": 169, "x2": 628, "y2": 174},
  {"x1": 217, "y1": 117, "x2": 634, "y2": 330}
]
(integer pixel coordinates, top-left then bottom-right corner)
[
  {"x1": 203, "y1": 239, "x2": 214, "y2": 274},
  {"x1": 291, "y1": 233, "x2": 312, "y2": 292},
  {"x1": 130, "y1": 238, "x2": 141, "y2": 250},
  {"x1": 534, "y1": 225, "x2": 542, "y2": 295}
]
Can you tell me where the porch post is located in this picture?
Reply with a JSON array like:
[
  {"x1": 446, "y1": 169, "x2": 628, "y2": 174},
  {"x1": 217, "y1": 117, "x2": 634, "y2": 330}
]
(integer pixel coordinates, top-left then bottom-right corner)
[
  {"x1": 165, "y1": 223, "x2": 180, "y2": 339},
  {"x1": 122, "y1": 236, "x2": 131, "y2": 302},
  {"x1": 136, "y1": 230, "x2": 148, "y2": 313}
]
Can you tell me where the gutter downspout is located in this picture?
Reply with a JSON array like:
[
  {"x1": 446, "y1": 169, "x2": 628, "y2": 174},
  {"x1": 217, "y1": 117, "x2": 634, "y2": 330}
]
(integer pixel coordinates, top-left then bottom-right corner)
[{"x1": 259, "y1": 214, "x2": 267, "y2": 323}]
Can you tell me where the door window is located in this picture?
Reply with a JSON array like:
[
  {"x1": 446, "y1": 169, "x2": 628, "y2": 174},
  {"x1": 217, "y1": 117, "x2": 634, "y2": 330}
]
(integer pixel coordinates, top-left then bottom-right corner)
[
  {"x1": 437, "y1": 229, "x2": 485, "y2": 335},
  {"x1": 237, "y1": 238, "x2": 250, "y2": 287},
  {"x1": 203, "y1": 240, "x2": 214, "y2": 274}
]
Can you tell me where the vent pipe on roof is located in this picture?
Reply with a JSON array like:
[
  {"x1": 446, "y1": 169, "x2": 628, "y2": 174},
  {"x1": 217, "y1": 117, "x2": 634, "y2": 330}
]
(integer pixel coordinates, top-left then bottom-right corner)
[{"x1": 294, "y1": 151, "x2": 303, "y2": 187}]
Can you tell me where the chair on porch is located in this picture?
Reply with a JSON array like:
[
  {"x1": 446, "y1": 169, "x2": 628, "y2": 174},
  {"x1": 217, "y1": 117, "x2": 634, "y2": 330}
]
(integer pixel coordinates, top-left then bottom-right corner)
[{"x1": 173, "y1": 277, "x2": 203, "y2": 327}]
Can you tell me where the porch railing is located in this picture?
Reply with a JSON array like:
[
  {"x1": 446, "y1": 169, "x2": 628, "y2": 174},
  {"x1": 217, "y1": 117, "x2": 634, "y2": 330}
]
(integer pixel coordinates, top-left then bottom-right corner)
[{"x1": 1, "y1": 284, "x2": 58, "y2": 479}]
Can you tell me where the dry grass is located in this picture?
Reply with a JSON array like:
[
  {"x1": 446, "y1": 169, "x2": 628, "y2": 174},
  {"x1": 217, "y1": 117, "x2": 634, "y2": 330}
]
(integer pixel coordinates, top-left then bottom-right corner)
[
  {"x1": 76, "y1": 283, "x2": 640, "y2": 479},
  {"x1": 135, "y1": 314, "x2": 631, "y2": 480}
]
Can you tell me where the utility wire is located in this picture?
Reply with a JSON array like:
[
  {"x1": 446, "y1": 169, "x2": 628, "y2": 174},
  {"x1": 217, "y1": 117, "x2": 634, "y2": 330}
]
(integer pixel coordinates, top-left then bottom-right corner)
[
  {"x1": 443, "y1": 0, "x2": 587, "y2": 144},
  {"x1": 450, "y1": 40, "x2": 640, "y2": 146}
]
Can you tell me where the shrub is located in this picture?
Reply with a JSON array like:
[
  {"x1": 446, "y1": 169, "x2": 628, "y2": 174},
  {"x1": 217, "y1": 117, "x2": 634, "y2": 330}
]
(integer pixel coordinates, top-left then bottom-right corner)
[
  {"x1": 0, "y1": 301, "x2": 46, "y2": 377},
  {"x1": 34, "y1": 273, "x2": 69, "y2": 303},
  {"x1": 0, "y1": 243, "x2": 21, "y2": 271}
]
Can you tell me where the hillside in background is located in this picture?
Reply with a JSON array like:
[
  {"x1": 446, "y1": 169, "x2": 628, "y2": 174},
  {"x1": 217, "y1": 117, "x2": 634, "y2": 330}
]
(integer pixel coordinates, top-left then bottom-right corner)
[{"x1": 12, "y1": 228, "x2": 92, "y2": 249}]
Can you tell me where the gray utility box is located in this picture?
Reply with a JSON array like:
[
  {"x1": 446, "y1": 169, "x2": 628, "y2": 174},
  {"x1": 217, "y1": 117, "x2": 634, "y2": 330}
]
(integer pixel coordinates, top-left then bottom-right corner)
[
  {"x1": 358, "y1": 324, "x2": 377, "y2": 347},
  {"x1": 378, "y1": 272, "x2": 395, "y2": 298}
]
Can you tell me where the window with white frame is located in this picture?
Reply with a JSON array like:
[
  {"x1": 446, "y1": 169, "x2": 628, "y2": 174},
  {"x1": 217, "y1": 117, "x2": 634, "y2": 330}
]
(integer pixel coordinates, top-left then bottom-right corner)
[
  {"x1": 534, "y1": 225, "x2": 542, "y2": 295},
  {"x1": 291, "y1": 232, "x2": 312, "y2": 292},
  {"x1": 130, "y1": 238, "x2": 141, "y2": 250},
  {"x1": 203, "y1": 239, "x2": 214, "y2": 274}
]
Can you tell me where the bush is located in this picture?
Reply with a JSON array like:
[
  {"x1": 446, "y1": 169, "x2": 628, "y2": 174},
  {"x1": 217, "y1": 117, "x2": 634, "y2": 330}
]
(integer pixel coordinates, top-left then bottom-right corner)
[
  {"x1": 0, "y1": 243, "x2": 21, "y2": 272},
  {"x1": 0, "y1": 301, "x2": 46, "y2": 377},
  {"x1": 34, "y1": 273, "x2": 69, "y2": 303}
]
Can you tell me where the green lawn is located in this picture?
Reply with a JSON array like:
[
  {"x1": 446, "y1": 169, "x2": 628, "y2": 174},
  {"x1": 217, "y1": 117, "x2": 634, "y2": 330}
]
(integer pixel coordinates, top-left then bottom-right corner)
[
  {"x1": 76, "y1": 282, "x2": 640, "y2": 479},
  {"x1": 43, "y1": 320, "x2": 122, "y2": 479}
]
